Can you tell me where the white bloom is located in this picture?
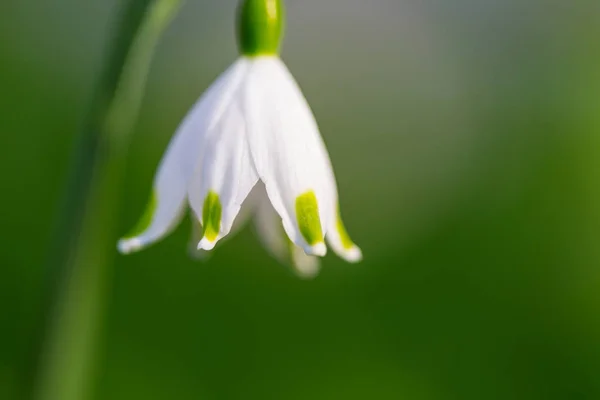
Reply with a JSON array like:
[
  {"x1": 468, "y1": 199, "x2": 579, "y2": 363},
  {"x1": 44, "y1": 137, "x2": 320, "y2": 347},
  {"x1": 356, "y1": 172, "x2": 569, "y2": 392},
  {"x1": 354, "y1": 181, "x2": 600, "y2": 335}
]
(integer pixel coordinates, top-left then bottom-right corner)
[{"x1": 118, "y1": 0, "x2": 362, "y2": 275}]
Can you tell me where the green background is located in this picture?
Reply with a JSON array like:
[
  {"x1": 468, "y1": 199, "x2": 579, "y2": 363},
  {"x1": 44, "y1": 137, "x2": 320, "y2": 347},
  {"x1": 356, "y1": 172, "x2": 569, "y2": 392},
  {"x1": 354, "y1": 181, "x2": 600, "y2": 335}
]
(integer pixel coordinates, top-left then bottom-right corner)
[{"x1": 2, "y1": 0, "x2": 600, "y2": 398}]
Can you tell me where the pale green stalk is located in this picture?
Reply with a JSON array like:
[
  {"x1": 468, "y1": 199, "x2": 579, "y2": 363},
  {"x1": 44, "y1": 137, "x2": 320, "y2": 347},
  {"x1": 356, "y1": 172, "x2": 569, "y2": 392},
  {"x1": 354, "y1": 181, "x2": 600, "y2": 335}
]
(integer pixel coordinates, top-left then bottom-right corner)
[{"x1": 32, "y1": 1, "x2": 182, "y2": 400}]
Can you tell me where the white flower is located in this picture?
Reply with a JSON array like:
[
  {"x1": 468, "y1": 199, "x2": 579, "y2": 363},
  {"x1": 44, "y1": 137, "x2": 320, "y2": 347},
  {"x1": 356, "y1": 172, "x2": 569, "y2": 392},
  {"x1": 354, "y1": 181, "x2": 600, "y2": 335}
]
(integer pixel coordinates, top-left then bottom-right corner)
[{"x1": 118, "y1": 0, "x2": 361, "y2": 275}]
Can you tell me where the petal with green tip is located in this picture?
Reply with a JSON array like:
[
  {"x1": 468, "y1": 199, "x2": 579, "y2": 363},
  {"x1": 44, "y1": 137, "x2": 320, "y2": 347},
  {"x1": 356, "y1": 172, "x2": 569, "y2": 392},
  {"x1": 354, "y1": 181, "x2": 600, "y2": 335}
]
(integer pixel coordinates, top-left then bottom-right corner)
[
  {"x1": 187, "y1": 62, "x2": 259, "y2": 251},
  {"x1": 325, "y1": 204, "x2": 363, "y2": 263},
  {"x1": 295, "y1": 191, "x2": 324, "y2": 246},
  {"x1": 117, "y1": 59, "x2": 250, "y2": 255},
  {"x1": 200, "y1": 191, "x2": 222, "y2": 246},
  {"x1": 253, "y1": 183, "x2": 321, "y2": 278},
  {"x1": 245, "y1": 57, "x2": 333, "y2": 255}
]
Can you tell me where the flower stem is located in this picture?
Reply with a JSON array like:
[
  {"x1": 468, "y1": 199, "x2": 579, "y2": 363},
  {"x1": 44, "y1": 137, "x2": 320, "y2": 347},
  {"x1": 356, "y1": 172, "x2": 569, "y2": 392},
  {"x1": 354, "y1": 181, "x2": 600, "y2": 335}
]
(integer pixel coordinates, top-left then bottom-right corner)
[{"x1": 31, "y1": 1, "x2": 182, "y2": 400}]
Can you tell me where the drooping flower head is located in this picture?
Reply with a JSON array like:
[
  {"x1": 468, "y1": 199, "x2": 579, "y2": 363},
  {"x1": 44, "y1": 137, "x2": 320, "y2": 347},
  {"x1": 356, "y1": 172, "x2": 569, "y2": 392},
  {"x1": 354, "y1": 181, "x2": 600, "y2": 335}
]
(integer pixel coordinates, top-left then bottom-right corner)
[{"x1": 118, "y1": 0, "x2": 362, "y2": 277}]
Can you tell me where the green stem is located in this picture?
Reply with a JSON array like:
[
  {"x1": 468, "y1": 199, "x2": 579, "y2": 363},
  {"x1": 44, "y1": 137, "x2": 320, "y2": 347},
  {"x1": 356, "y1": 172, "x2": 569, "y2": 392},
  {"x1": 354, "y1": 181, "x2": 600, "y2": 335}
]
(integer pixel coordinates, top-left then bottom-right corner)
[{"x1": 31, "y1": 1, "x2": 182, "y2": 400}]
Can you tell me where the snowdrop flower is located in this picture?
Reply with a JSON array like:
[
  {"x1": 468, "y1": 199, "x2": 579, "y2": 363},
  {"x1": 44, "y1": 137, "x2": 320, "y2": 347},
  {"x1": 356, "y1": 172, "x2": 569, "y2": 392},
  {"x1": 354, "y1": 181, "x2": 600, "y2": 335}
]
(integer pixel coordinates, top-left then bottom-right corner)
[{"x1": 118, "y1": 0, "x2": 362, "y2": 276}]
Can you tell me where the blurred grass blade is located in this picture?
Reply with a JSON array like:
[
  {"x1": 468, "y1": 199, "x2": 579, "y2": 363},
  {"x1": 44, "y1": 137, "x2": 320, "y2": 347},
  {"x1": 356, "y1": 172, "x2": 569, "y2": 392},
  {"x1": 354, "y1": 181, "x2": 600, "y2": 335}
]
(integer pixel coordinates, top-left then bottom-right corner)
[
  {"x1": 32, "y1": 1, "x2": 182, "y2": 400},
  {"x1": 105, "y1": 0, "x2": 182, "y2": 146}
]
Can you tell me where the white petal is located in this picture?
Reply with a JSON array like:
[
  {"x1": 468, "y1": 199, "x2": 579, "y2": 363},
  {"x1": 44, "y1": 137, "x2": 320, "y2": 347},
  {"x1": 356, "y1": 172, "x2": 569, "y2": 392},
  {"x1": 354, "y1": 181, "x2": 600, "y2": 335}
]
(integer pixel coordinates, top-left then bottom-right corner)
[
  {"x1": 318, "y1": 150, "x2": 363, "y2": 262},
  {"x1": 118, "y1": 59, "x2": 249, "y2": 254},
  {"x1": 187, "y1": 183, "x2": 261, "y2": 260},
  {"x1": 243, "y1": 57, "x2": 333, "y2": 256},
  {"x1": 187, "y1": 59, "x2": 259, "y2": 250},
  {"x1": 253, "y1": 183, "x2": 321, "y2": 279},
  {"x1": 324, "y1": 205, "x2": 363, "y2": 263}
]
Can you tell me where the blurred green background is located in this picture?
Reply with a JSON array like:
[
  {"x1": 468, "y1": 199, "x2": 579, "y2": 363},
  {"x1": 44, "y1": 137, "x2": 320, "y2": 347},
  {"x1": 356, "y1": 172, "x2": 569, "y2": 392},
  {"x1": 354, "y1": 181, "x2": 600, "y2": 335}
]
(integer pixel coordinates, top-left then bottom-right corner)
[{"x1": 2, "y1": 0, "x2": 600, "y2": 399}]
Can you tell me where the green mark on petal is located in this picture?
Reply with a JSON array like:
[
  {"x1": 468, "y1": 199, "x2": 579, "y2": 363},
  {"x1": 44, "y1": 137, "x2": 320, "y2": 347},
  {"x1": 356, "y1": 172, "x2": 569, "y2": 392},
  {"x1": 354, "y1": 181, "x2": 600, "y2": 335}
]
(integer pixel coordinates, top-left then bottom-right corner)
[
  {"x1": 336, "y1": 206, "x2": 356, "y2": 250},
  {"x1": 202, "y1": 191, "x2": 222, "y2": 242},
  {"x1": 237, "y1": 0, "x2": 285, "y2": 56},
  {"x1": 295, "y1": 190, "x2": 324, "y2": 246},
  {"x1": 123, "y1": 190, "x2": 157, "y2": 239}
]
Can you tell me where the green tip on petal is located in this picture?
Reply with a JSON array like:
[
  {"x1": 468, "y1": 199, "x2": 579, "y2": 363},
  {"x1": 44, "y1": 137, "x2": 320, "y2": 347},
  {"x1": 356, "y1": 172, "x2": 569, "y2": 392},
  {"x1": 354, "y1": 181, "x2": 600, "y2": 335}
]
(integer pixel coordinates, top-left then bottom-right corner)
[
  {"x1": 237, "y1": 0, "x2": 285, "y2": 56},
  {"x1": 202, "y1": 191, "x2": 222, "y2": 242},
  {"x1": 336, "y1": 206, "x2": 357, "y2": 250},
  {"x1": 295, "y1": 190, "x2": 324, "y2": 246},
  {"x1": 123, "y1": 190, "x2": 158, "y2": 239}
]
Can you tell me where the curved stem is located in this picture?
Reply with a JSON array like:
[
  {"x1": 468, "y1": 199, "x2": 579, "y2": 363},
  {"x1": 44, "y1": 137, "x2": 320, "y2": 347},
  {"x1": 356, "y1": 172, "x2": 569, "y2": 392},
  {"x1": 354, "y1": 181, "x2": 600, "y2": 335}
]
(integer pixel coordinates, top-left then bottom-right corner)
[{"x1": 31, "y1": 1, "x2": 182, "y2": 400}]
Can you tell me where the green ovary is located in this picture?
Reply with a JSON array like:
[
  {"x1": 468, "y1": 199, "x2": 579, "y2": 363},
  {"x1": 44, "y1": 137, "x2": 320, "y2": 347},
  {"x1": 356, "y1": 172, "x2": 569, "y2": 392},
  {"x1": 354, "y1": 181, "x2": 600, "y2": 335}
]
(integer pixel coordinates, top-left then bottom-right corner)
[
  {"x1": 237, "y1": 0, "x2": 285, "y2": 56},
  {"x1": 202, "y1": 191, "x2": 222, "y2": 241},
  {"x1": 295, "y1": 191, "x2": 324, "y2": 246}
]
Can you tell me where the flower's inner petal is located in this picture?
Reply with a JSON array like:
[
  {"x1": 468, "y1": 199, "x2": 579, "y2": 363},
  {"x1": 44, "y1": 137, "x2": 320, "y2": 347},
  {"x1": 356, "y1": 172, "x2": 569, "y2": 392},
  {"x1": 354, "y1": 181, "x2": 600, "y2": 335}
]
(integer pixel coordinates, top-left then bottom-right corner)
[
  {"x1": 253, "y1": 183, "x2": 321, "y2": 278},
  {"x1": 244, "y1": 57, "x2": 334, "y2": 256},
  {"x1": 117, "y1": 59, "x2": 248, "y2": 254},
  {"x1": 290, "y1": 245, "x2": 321, "y2": 279}
]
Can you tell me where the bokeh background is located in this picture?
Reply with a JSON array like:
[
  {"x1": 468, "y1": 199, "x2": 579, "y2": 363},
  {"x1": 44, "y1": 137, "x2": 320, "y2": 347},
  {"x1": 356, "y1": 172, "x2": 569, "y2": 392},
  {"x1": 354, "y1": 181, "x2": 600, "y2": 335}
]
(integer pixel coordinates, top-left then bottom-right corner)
[{"x1": 2, "y1": 0, "x2": 600, "y2": 399}]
